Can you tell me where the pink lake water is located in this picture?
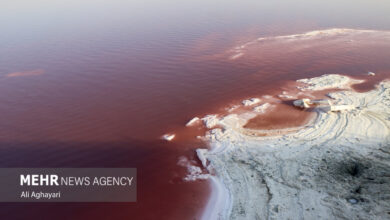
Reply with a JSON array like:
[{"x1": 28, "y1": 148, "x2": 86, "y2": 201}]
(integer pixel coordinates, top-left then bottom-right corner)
[{"x1": 0, "y1": 0, "x2": 390, "y2": 219}]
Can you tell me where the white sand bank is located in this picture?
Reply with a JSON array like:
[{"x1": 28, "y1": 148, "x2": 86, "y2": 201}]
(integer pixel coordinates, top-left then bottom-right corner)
[{"x1": 199, "y1": 74, "x2": 390, "y2": 219}]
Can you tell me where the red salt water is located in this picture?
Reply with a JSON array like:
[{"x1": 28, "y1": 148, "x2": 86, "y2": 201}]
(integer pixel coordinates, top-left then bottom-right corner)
[
  {"x1": 1, "y1": 0, "x2": 390, "y2": 219},
  {"x1": 244, "y1": 103, "x2": 315, "y2": 131}
]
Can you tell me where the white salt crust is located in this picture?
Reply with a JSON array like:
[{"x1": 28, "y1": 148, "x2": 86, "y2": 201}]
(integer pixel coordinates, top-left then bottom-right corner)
[{"x1": 199, "y1": 74, "x2": 390, "y2": 220}]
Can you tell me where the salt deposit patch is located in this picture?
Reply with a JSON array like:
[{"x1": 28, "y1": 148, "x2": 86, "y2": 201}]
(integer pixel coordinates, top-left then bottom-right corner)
[
  {"x1": 297, "y1": 74, "x2": 362, "y2": 91},
  {"x1": 178, "y1": 156, "x2": 210, "y2": 182},
  {"x1": 278, "y1": 91, "x2": 296, "y2": 99},
  {"x1": 186, "y1": 117, "x2": 200, "y2": 127},
  {"x1": 202, "y1": 115, "x2": 220, "y2": 128},
  {"x1": 161, "y1": 133, "x2": 175, "y2": 141},
  {"x1": 253, "y1": 103, "x2": 271, "y2": 113},
  {"x1": 262, "y1": 95, "x2": 273, "y2": 99},
  {"x1": 242, "y1": 98, "x2": 261, "y2": 106},
  {"x1": 196, "y1": 149, "x2": 209, "y2": 168}
]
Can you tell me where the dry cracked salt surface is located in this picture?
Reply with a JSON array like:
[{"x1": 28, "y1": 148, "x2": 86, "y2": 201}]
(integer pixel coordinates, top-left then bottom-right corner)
[{"x1": 194, "y1": 74, "x2": 390, "y2": 220}]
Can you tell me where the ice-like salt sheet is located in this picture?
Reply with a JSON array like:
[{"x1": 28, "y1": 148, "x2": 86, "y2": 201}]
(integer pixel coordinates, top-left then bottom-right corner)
[{"x1": 199, "y1": 74, "x2": 390, "y2": 219}]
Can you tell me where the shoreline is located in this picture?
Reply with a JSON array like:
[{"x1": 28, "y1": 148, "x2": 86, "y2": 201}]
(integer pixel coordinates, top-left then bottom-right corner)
[
  {"x1": 197, "y1": 74, "x2": 390, "y2": 219},
  {"x1": 201, "y1": 176, "x2": 231, "y2": 220},
  {"x1": 163, "y1": 28, "x2": 390, "y2": 220}
]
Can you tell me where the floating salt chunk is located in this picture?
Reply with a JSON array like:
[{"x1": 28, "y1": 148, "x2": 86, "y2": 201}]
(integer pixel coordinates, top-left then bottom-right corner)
[
  {"x1": 186, "y1": 117, "x2": 200, "y2": 127},
  {"x1": 253, "y1": 103, "x2": 271, "y2": 113},
  {"x1": 242, "y1": 98, "x2": 261, "y2": 106},
  {"x1": 367, "y1": 72, "x2": 376, "y2": 76},
  {"x1": 293, "y1": 98, "x2": 311, "y2": 108},
  {"x1": 162, "y1": 134, "x2": 175, "y2": 141}
]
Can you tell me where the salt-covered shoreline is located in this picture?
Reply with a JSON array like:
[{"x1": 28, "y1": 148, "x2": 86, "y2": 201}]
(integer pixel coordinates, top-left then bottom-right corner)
[
  {"x1": 197, "y1": 74, "x2": 390, "y2": 219},
  {"x1": 169, "y1": 27, "x2": 390, "y2": 219}
]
